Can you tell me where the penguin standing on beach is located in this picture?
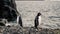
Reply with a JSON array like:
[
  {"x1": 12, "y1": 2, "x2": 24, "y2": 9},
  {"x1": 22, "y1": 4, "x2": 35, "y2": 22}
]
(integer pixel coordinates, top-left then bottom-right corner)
[{"x1": 34, "y1": 12, "x2": 41, "y2": 28}]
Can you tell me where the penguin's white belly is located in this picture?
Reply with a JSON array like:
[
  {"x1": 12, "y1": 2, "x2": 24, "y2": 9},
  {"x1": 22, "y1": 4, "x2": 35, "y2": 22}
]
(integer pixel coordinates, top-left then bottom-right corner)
[{"x1": 38, "y1": 16, "x2": 41, "y2": 26}]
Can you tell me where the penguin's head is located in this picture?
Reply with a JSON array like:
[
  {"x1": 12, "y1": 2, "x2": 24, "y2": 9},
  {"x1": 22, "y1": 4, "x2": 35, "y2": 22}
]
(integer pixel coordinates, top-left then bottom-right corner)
[{"x1": 37, "y1": 13, "x2": 41, "y2": 16}]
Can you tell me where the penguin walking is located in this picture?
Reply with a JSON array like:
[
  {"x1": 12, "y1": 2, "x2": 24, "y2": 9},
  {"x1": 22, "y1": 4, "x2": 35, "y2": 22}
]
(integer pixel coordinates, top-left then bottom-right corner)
[{"x1": 34, "y1": 12, "x2": 41, "y2": 29}]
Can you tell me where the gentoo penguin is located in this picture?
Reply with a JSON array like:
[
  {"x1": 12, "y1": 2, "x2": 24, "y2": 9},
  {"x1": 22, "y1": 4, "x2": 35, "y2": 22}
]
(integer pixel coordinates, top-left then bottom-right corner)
[{"x1": 34, "y1": 12, "x2": 41, "y2": 28}]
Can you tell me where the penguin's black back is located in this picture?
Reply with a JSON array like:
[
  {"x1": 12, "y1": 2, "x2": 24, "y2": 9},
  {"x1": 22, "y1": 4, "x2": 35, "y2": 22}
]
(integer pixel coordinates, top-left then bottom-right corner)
[
  {"x1": 19, "y1": 16, "x2": 23, "y2": 27},
  {"x1": 34, "y1": 16, "x2": 39, "y2": 28}
]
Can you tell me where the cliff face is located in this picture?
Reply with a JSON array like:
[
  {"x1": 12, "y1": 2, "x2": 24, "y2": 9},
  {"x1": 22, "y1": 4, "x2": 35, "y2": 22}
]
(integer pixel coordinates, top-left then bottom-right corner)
[{"x1": 16, "y1": 1, "x2": 60, "y2": 29}]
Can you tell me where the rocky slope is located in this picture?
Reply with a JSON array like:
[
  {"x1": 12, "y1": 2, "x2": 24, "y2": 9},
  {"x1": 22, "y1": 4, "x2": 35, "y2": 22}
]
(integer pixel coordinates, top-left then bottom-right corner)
[{"x1": 0, "y1": 26, "x2": 60, "y2": 34}]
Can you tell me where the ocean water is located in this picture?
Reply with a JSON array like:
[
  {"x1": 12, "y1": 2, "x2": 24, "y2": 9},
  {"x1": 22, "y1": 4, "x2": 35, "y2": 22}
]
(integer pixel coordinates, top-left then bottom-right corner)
[{"x1": 16, "y1": 1, "x2": 60, "y2": 29}]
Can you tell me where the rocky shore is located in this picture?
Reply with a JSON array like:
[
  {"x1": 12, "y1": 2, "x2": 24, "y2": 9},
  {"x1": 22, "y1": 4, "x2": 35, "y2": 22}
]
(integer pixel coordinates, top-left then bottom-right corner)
[{"x1": 0, "y1": 26, "x2": 60, "y2": 34}]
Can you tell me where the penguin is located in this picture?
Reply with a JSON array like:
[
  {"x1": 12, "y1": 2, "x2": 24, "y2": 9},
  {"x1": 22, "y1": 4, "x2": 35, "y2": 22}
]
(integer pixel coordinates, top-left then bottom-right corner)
[
  {"x1": 17, "y1": 15, "x2": 23, "y2": 27},
  {"x1": 34, "y1": 12, "x2": 41, "y2": 28}
]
